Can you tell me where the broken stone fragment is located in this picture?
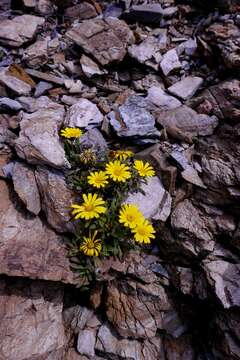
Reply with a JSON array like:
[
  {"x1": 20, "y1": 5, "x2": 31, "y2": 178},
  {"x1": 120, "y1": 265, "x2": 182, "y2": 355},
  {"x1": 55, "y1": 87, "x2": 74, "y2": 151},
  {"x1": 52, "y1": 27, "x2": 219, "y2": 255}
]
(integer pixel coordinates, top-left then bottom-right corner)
[
  {"x1": 0, "y1": 67, "x2": 32, "y2": 95},
  {"x1": 80, "y1": 128, "x2": 108, "y2": 154},
  {"x1": 0, "y1": 15, "x2": 45, "y2": 47},
  {"x1": 147, "y1": 86, "x2": 181, "y2": 110},
  {"x1": 125, "y1": 176, "x2": 172, "y2": 222},
  {"x1": 168, "y1": 76, "x2": 203, "y2": 100},
  {"x1": 66, "y1": 18, "x2": 135, "y2": 66},
  {"x1": 34, "y1": 81, "x2": 53, "y2": 97},
  {"x1": 77, "y1": 329, "x2": 96, "y2": 357},
  {"x1": 160, "y1": 49, "x2": 181, "y2": 76},
  {"x1": 80, "y1": 54, "x2": 105, "y2": 78},
  {"x1": 64, "y1": 79, "x2": 83, "y2": 94},
  {"x1": 35, "y1": 166, "x2": 75, "y2": 233},
  {"x1": 12, "y1": 161, "x2": 41, "y2": 215},
  {"x1": 65, "y1": 2, "x2": 98, "y2": 20},
  {"x1": 0, "y1": 97, "x2": 22, "y2": 112},
  {"x1": 128, "y1": 36, "x2": 162, "y2": 70},
  {"x1": 123, "y1": 4, "x2": 163, "y2": 24},
  {"x1": 65, "y1": 99, "x2": 103, "y2": 129},
  {"x1": 15, "y1": 102, "x2": 70, "y2": 169},
  {"x1": 23, "y1": 36, "x2": 59, "y2": 68}
]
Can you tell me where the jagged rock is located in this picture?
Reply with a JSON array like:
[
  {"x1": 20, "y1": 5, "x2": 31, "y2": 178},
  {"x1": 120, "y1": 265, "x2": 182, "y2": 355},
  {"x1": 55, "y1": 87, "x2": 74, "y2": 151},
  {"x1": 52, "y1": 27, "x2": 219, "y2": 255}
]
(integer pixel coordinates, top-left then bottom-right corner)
[
  {"x1": 156, "y1": 105, "x2": 218, "y2": 137},
  {"x1": 23, "y1": 36, "x2": 59, "y2": 68},
  {"x1": 24, "y1": 68, "x2": 65, "y2": 85},
  {"x1": 0, "y1": 15, "x2": 45, "y2": 47},
  {"x1": 0, "y1": 277, "x2": 65, "y2": 360},
  {"x1": 66, "y1": 18, "x2": 134, "y2": 66},
  {"x1": 163, "y1": 335, "x2": 196, "y2": 360},
  {"x1": 34, "y1": 81, "x2": 53, "y2": 97},
  {"x1": 128, "y1": 36, "x2": 162, "y2": 70},
  {"x1": 0, "y1": 179, "x2": 74, "y2": 283},
  {"x1": 15, "y1": 102, "x2": 70, "y2": 169},
  {"x1": 168, "y1": 76, "x2": 203, "y2": 100},
  {"x1": 123, "y1": 4, "x2": 163, "y2": 24},
  {"x1": 109, "y1": 95, "x2": 160, "y2": 141},
  {"x1": 80, "y1": 55, "x2": 105, "y2": 78},
  {"x1": 35, "y1": 166, "x2": 75, "y2": 233},
  {"x1": 147, "y1": 86, "x2": 181, "y2": 110},
  {"x1": 163, "y1": 6, "x2": 178, "y2": 18},
  {"x1": 0, "y1": 67, "x2": 32, "y2": 95},
  {"x1": 65, "y1": 99, "x2": 103, "y2": 129},
  {"x1": 77, "y1": 329, "x2": 96, "y2": 357},
  {"x1": 12, "y1": 161, "x2": 41, "y2": 215},
  {"x1": 17, "y1": 95, "x2": 54, "y2": 112},
  {"x1": 125, "y1": 176, "x2": 172, "y2": 222},
  {"x1": 0, "y1": 97, "x2": 22, "y2": 111},
  {"x1": 65, "y1": 2, "x2": 98, "y2": 20},
  {"x1": 80, "y1": 128, "x2": 108, "y2": 154},
  {"x1": 160, "y1": 49, "x2": 181, "y2": 76}
]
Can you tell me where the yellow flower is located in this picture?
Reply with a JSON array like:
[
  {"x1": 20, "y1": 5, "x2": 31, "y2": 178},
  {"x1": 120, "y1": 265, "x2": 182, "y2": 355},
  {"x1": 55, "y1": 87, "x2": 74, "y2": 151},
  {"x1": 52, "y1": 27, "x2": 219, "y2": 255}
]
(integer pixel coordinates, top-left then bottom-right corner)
[
  {"x1": 134, "y1": 160, "x2": 155, "y2": 177},
  {"x1": 131, "y1": 219, "x2": 155, "y2": 244},
  {"x1": 71, "y1": 194, "x2": 106, "y2": 220},
  {"x1": 88, "y1": 171, "x2": 109, "y2": 188},
  {"x1": 106, "y1": 160, "x2": 131, "y2": 182},
  {"x1": 60, "y1": 127, "x2": 83, "y2": 138},
  {"x1": 113, "y1": 150, "x2": 134, "y2": 161},
  {"x1": 80, "y1": 231, "x2": 102, "y2": 256},
  {"x1": 119, "y1": 204, "x2": 143, "y2": 229}
]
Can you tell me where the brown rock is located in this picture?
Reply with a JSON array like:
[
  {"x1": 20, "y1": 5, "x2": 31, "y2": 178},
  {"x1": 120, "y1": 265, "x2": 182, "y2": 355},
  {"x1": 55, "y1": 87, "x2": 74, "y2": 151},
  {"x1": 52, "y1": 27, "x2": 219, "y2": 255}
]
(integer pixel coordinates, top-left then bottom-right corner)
[
  {"x1": 0, "y1": 67, "x2": 32, "y2": 96},
  {"x1": 65, "y1": 2, "x2": 97, "y2": 19}
]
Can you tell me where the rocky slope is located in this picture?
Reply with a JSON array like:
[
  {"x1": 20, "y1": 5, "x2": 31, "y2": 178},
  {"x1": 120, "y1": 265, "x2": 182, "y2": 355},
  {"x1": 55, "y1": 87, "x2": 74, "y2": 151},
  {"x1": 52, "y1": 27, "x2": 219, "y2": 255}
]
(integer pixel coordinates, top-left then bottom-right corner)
[{"x1": 0, "y1": 0, "x2": 240, "y2": 359}]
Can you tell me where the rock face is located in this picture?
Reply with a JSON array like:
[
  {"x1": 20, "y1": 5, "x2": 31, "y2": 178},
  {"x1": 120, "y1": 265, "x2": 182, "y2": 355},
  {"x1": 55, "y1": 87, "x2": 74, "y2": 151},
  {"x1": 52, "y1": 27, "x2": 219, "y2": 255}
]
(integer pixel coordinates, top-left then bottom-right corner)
[
  {"x1": 15, "y1": 103, "x2": 70, "y2": 169},
  {"x1": 65, "y1": 99, "x2": 103, "y2": 129},
  {"x1": 0, "y1": 15, "x2": 45, "y2": 47},
  {"x1": 66, "y1": 18, "x2": 134, "y2": 66}
]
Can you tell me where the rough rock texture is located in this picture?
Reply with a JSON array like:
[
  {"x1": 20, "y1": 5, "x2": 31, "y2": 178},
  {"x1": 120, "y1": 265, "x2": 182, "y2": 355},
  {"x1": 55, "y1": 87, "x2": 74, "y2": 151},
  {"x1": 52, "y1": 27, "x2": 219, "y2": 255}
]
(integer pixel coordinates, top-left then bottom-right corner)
[
  {"x1": 65, "y1": 99, "x2": 103, "y2": 129},
  {"x1": 168, "y1": 76, "x2": 203, "y2": 100},
  {"x1": 147, "y1": 86, "x2": 181, "y2": 110},
  {"x1": 0, "y1": 67, "x2": 32, "y2": 95}
]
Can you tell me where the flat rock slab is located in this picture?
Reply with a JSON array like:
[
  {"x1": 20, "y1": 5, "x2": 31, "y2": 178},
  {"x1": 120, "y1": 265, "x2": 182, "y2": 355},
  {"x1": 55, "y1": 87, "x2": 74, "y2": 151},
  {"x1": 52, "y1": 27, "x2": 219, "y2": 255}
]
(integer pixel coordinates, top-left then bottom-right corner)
[
  {"x1": 160, "y1": 49, "x2": 181, "y2": 76},
  {"x1": 65, "y1": 98, "x2": 103, "y2": 129},
  {"x1": 66, "y1": 18, "x2": 134, "y2": 66},
  {"x1": 147, "y1": 86, "x2": 181, "y2": 110},
  {"x1": 0, "y1": 67, "x2": 32, "y2": 95},
  {"x1": 168, "y1": 76, "x2": 203, "y2": 100},
  {"x1": 0, "y1": 15, "x2": 45, "y2": 47},
  {"x1": 123, "y1": 4, "x2": 163, "y2": 24},
  {"x1": 0, "y1": 180, "x2": 74, "y2": 283},
  {"x1": 128, "y1": 36, "x2": 162, "y2": 70}
]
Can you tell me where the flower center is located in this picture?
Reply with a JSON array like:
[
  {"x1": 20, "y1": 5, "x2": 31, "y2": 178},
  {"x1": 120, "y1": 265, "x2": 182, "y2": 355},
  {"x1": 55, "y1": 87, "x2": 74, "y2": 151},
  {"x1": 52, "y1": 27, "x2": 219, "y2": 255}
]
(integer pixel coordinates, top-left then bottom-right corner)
[
  {"x1": 114, "y1": 168, "x2": 122, "y2": 176},
  {"x1": 85, "y1": 204, "x2": 94, "y2": 212},
  {"x1": 127, "y1": 214, "x2": 134, "y2": 222},
  {"x1": 137, "y1": 227, "x2": 146, "y2": 236},
  {"x1": 87, "y1": 240, "x2": 95, "y2": 249}
]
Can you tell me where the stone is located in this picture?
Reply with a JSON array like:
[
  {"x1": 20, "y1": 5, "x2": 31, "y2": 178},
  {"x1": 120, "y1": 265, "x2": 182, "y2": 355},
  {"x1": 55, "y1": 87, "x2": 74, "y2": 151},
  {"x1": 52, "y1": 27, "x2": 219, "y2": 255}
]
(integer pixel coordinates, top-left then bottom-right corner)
[
  {"x1": 128, "y1": 36, "x2": 162, "y2": 70},
  {"x1": 64, "y1": 79, "x2": 83, "y2": 94},
  {"x1": 17, "y1": 95, "x2": 54, "y2": 112},
  {"x1": 109, "y1": 95, "x2": 160, "y2": 140},
  {"x1": 0, "y1": 67, "x2": 32, "y2": 95},
  {"x1": 0, "y1": 277, "x2": 65, "y2": 360},
  {"x1": 34, "y1": 81, "x2": 53, "y2": 97},
  {"x1": 65, "y1": 2, "x2": 97, "y2": 20},
  {"x1": 12, "y1": 161, "x2": 41, "y2": 215},
  {"x1": 66, "y1": 18, "x2": 134, "y2": 66},
  {"x1": 0, "y1": 179, "x2": 74, "y2": 283},
  {"x1": 168, "y1": 76, "x2": 203, "y2": 100},
  {"x1": 160, "y1": 49, "x2": 181, "y2": 76},
  {"x1": 0, "y1": 97, "x2": 22, "y2": 111},
  {"x1": 80, "y1": 128, "x2": 108, "y2": 155},
  {"x1": 125, "y1": 176, "x2": 172, "y2": 222},
  {"x1": 35, "y1": 166, "x2": 75, "y2": 233},
  {"x1": 80, "y1": 55, "x2": 105, "y2": 78},
  {"x1": 65, "y1": 99, "x2": 103, "y2": 129},
  {"x1": 147, "y1": 86, "x2": 181, "y2": 110},
  {"x1": 36, "y1": 0, "x2": 55, "y2": 15},
  {"x1": 77, "y1": 329, "x2": 96, "y2": 357},
  {"x1": 25, "y1": 68, "x2": 65, "y2": 85},
  {"x1": 157, "y1": 105, "x2": 219, "y2": 137},
  {"x1": 163, "y1": 6, "x2": 178, "y2": 18},
  {"x1": 123, "y1": 4, "x2": 163, "y2": 24},
  {"x1": 15, "y1": 103, "x2": 70, "y2": 169},
  {"x1": 23, "y1": 36, "x2": 52, "y2": 67},
  {"x1": 0, "y1": 15, "x2": 45, "y2": 47}
]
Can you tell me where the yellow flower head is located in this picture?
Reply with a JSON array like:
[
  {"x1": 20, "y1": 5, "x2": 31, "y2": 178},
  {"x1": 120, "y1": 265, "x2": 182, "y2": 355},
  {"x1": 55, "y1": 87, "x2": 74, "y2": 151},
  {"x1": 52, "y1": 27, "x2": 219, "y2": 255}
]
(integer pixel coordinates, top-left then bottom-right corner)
[
  {"x1": 134, "y1": 160, "x2": 155, "y2": 177},
  {"x1": 113, "y1": 150, "x2": 134, "y2": 161},
  {"x1": 88, "y1": 171, "x2": 109, "y2": 188},
  {"x1": 80, "y1": 231, "x2": 102, "y2": 256},
  {"x1": 119, "y1": 204, "x2": 143, "y2": 229},
  {"x1": 131, "y1": 219, "x2": 155, "y2": 244},
  {"x1": 60, "y1": 127, "x2": 83, "y2": 139},
  {"x1": 71, "y1": 194, "x2": 106, "y2": 220},
  {"x1": 106, "y1": 160, "x2": 131, "y2": 182}
]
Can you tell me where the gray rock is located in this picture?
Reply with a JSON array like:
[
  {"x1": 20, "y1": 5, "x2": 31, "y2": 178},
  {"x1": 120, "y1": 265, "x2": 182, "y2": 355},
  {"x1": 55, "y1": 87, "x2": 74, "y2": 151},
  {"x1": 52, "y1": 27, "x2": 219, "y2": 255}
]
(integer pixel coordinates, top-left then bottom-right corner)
[
  {"x1": 168, "y1": 76, "x2": 203, "y2": 100},
  {"x1": 109, "y1": 95, "x2": 160, "y2": 140},
  {"x1": 125, "y1": 176, "x2": 172, "y2": 222},
  {"x1": 66, "y1": 18, "x2": 134, "y2": 66},
  {"x1": 80, "y1": 128, "x2": 108, "y2": 155},
  {"x1": 147, "y1": 86, "x2": 181, "y2": 110},
  {"x1": 65, "y1": 99, "x2": 103, "y2": 129},
  {"x1": 12, "y1": 162, "x2": 41, "y2": 215},
  {"x1": 34, "y1": 81, "x2": 53, "y2": 97},
  {"x1": 0, "y1": 67, "x2": 32, "y2": 95},
  {"x1": 23, "y1": 36, "x2": 49, "y2": 67},
  {"x1": 160, "y1": 49, "x2": 181, "y2": 76},
  {"x1": 0, "y1": 97, "x2": 22, "y2": 111},
  {"x1": 77, "y1": 329, "x2": 96, "y2": 357},
  {"x1": 163, "y1": 6, "x2": 178, "y2": 18},
  {"x1": 35, "y1": 166, "x2": 75, "y2": 233},
  {"x1": 15, "y1": 103, "x2": 70, "y2": 169},
  {"x1": 17, "y1": 95, "x2": 54, "y2": 112},
  {"x1": 177, "y1": 38, "x2": 198, "y2": 56},
  {"x1": 157, "y1": 105, "x2": 218, "y2": 137},
  {"x1": 128, "y1": 36, "x2": 162, "y2": 70},
  {"x1": 0, "y1": 15, "x2": 45, "y2": 47},
  {"x1": 123, "y1": 4, "x2": 163, "y2": 24},
  {"x1": 80, "y1": 55, "x2": 105, "y2": 78}
]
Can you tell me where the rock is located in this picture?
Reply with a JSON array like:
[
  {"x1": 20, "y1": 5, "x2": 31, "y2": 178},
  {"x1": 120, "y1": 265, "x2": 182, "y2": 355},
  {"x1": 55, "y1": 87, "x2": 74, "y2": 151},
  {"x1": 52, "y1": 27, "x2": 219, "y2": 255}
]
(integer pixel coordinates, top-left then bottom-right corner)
[
  {"x1": 157, "y1": 105, "x2": 219, "y2": 137},
  {"x1": 203, "y1": 260, "x2": 240, "y2": 308},
  {"x1": 77, "y1": 329, "x2": 96, "y2": 357},
  {"x1": 0, "y1": 67, "x2": 32, "y2": 95},
  {"x1": 80, "y1": 128, "x2": 108, "y2": 154},
  {"x1": 25, "y1": 68, "x2": 65, "y2": 85},
  {"x1": 64, "y1": 79, "x2": 83, "y2": 94},
  {"x1": 125, "y1": 176, "x2": 172, "y2": 222},
  {"x1": 163, "y1": 6, "x2": 178, "y2": 18},
  {"x1": 0, "y1": 97, "x2": 22, "y2": 111},
  {"x1": 15, "y1": 103, "x2": 70, "y2": 169},
  {"x1": 23, "y1": 36, "x2": 58, "y2": 67},
  {"x1": 163, "y1": 335, "x2": 196, "y2": 360},
  {"x1": 80, "y1": 55, "x2": 105, "y2": 78},
  {"x1": 177, "y1": 38, "x2": 198, "y2": 56},
  {"x1": 66, "y1": 18, "x2": 134, "y2": 66},
  {"x1": 12, "y1": 162, "x2": 41, "y2": 215},
  {"x1": 147, "y1": 86, "x2": 181, "y2": 110},
  {"x1": 123, "y1": 4, "x2": 163, "y2": 24},
  {"x1": 0, "y1": 277, "x2": 66, "y2": 360},
  {"x1": 34, "y1": 81, "x2": 53, "y2": 97},
  {"x1": 0, "y1": 179, "x2": 74, "y2": 283},
  {"x1": 36, "y1": 0, "x2": 55, "y2": 15},
  {"x1": 160, "y1": 49, "x2": 181, "y2": 76},
  {"x1": 65, "y1": 99, "x2": 103, "y2": 129},
  {"x1": 17, "y1": 95, "x2": 54, "y2": 112},
  {"x1": 0, "y1": 15, "x2": 45, "y2": 47},
  {"x1": 168, "y1": 76, "x2": 203, "y2": 100},
  {"x1": 65, "y1": 2, "x2": 98, "y2": 20},
  {"x1": 35, "y1": 166, "x2": 75, "y2": 233},
  {"x1": 109, "y1": 95, "x2": 160, "y2": 141},
  {"x1": 128, "y1": 36, "x2": 162, "y2": 70}
]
